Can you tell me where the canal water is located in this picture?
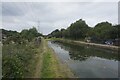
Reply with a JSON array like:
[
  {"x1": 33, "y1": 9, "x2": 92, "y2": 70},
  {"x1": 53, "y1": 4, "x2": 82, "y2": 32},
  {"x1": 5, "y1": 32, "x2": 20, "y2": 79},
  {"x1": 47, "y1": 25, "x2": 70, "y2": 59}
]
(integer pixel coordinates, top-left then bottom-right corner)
[{"x1": 48, "y1": 41, "x2": 119, "y2": 78}]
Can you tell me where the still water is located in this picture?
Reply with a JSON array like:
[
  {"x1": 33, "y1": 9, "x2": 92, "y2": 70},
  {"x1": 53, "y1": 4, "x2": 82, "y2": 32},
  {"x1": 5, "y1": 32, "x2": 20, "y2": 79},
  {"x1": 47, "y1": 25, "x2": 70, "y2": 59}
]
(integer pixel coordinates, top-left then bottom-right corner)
[{"x1": 48, "y1": 41, "x2": 118, "y2": 78}]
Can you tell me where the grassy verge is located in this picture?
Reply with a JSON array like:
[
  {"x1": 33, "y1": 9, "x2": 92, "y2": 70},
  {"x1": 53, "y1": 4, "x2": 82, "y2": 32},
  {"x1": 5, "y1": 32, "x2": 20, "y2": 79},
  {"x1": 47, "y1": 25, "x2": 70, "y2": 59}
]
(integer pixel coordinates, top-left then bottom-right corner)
[
  {"x1": 41, "y1": 39, "x2": 75, "y2": 78},
  {"x1": 41, "y1": 51, "x2": 54, "y2": 78},
  {"x1": 41, "y1": 40, "x2": 58, "y2": 78}
]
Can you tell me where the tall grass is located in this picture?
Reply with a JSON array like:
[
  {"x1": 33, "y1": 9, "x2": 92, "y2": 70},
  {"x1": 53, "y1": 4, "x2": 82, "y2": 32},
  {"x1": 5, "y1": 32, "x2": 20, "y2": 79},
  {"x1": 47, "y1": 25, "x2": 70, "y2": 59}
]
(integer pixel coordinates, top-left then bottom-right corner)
[{"x1": 2, "y1": 42, "x2": 37, "y2": 78}]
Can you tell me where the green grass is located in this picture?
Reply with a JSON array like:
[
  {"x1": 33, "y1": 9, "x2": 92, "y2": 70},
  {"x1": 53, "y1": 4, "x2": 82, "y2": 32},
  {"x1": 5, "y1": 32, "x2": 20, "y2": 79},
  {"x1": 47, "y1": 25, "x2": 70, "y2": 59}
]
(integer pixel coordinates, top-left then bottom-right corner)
[
  {"x1": 41, "y1": 51, "x2": 55, "y2": 78},
  {"x1": 41, "y1": 39, "x2": 75, "y2": 78}
]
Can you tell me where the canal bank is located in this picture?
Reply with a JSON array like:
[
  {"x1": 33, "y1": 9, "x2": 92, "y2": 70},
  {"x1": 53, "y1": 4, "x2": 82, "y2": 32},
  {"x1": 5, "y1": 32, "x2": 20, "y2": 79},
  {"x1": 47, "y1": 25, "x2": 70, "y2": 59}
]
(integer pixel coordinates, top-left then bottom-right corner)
[
  {"x1": 51, "y1": 38, "x2": 119, "y2": 51},
  {"x1": 39, "y1": 38, "x2": 75, "y2": 78}
]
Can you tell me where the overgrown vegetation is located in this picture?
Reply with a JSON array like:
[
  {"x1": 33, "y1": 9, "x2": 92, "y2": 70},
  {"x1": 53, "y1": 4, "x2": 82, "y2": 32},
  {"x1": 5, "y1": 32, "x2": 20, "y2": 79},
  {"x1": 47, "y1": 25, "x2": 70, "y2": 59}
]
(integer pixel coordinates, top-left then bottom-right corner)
[
  {"x1": 2, "y1": 27, "x2": 42, "y2": 44},
  {"x1": 2, "y1": 27, "x2": 74, "y2": 78},
  {"x1": 48, "y1": 19, "x2": 120, "y2": 45},
  {"x1": 2, "y1": 42, "x2": 38, "y2": 77},
  {"x1": 2, "y1": 27, "x2": 42, "y2": 78}
]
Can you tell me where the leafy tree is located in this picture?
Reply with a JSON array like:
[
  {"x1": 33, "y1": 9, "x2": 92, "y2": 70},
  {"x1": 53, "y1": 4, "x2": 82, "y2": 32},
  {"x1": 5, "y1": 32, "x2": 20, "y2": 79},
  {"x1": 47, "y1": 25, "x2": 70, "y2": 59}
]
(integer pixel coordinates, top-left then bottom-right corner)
[
  {"x1": 112, "y1": 25, "x2": 120, "y2": 39},
  {"x1": 20, "y1": 29, "x2": 29, "y2": 40},
  {"x1": 49, "y1": 29, "x2": 61, "y2": 38},
  {"x1": 67, "y1": 19, "x2": 90, "y2": 39},
  {"x1": 20, "y1": 27, "x2": 41, "y2": 41},
  {"x1": 60, "y1": 28, "x2": 65, "y2": 38},
  {"x1": 94, "y1": 22, "x2": 114, "y2": 40}
]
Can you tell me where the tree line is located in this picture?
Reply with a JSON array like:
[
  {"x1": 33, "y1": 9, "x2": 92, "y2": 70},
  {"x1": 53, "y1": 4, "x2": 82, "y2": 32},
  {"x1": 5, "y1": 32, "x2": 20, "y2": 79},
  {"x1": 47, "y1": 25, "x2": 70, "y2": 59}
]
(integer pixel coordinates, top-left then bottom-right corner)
[
  {"x1": 2, "y1": 27, "x2": 42, "y2": 44},
  {"x1": 48, "y1": 19, "x2": 120, "y2": 44}
]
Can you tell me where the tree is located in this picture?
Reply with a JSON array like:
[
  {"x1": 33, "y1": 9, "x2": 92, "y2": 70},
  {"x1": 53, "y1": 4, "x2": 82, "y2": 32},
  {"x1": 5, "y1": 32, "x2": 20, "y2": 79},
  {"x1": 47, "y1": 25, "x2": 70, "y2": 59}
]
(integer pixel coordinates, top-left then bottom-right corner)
[
  {"x1": 67, "y1": 19, "x2": 90, "y2": 39},
  {"x1": 49, "y1": 29, "x2": 61, "y2": 38},
  {"x1": 20, "y1": 27, "x2": 41, "y2": 41},
  {"x1": 112, "y1": 25, "x2": 120, "y2": 39},
  {"x1": 48, "y1": 19, "x2": 119, "y2": 43},
  {"x1": 20, "y1": 29, "x2": 29, "y2": 40},
  {"x1": 93, "y1": 22, "x2": 114, "y2": 40}
]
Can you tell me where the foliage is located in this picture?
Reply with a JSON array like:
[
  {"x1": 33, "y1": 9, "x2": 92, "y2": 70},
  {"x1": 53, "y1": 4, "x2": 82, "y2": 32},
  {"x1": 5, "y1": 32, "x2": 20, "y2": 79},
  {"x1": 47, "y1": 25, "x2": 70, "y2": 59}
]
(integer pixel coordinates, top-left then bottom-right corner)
[
  {"x1": 20, "y1": 27, "x2": 42, "y2": 42},
  {"x1": 48, "y1": 19, "x2": 90, "y2": 39},
  {"x1": 48, "y1": 19, "x2": 119, "y2": 43},
  {"x1": 49, "y1": 29, "x2": 61, "y2": 38},
  {"x1": 2, "y1": 27, "x2": 42, "y2": 78},
  {"x1": 2, "y1": 42, "x2": 37, "y2": 78},
  {"x1": 2, "y1": 27, "x2": 42, "y2": 44},
  {"x1": 93, "y1": 22, "x2": 112, "y2": 39},
  {"x1": 67, "y1": 19, "x2": 90, "y2": 39}
]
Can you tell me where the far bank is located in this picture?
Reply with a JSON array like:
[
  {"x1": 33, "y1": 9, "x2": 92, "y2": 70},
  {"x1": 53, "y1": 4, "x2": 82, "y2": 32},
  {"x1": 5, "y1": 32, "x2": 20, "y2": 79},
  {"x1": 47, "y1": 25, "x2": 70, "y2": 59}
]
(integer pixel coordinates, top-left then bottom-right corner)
[{"x1": 50, "y1": 38, "x2": 119, "y2": 51}]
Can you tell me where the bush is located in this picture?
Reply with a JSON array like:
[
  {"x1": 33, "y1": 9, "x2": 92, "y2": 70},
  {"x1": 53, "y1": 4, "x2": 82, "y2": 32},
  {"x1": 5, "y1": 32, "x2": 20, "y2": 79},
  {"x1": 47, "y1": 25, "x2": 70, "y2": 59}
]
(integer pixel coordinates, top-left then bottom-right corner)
[{"x1": 2, "y1": 42, "x2": 37, "y2": 78}]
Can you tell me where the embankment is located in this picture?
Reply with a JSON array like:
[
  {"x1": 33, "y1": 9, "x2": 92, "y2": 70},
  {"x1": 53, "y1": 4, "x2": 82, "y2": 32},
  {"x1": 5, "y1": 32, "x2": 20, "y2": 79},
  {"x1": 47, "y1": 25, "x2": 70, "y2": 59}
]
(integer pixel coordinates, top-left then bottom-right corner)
[
  {"x1": 40, "y1": 38, "x2": 75, "y2": 78},
  {"x1": 51, "y1": 38, "x2": 119, "y2": 51}
]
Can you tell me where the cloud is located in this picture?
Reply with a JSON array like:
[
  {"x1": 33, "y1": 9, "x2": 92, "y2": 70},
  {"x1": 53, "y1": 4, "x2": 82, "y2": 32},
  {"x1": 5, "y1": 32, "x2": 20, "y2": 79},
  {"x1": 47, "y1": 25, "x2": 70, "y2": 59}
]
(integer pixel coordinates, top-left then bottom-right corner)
[
  {"x1": 1, "y1": 0, "x2": 119, "y2": 2},
  {"x1": 2, "y1": 2, "x2": 27, "y2": 16},
  {"x1": 118, "y1": 1, "x2": 120, "y2": 24},
  {"x1": 2, "y1": 2, "x2": 118, "y2": 35},
  {"x1": 0, "y1": 3, "x2": 2, "y2": 28}
]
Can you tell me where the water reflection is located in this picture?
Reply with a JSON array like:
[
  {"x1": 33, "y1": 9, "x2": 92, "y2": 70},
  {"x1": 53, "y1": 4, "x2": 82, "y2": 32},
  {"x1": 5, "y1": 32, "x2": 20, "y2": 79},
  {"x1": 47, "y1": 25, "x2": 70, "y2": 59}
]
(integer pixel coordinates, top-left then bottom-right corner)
[
  {"x1": 52, "y1": 41, "x2": 118, "y2": 61},
  {"x1": 48, "y1": 41, "x2": 118, "y2": 78}
]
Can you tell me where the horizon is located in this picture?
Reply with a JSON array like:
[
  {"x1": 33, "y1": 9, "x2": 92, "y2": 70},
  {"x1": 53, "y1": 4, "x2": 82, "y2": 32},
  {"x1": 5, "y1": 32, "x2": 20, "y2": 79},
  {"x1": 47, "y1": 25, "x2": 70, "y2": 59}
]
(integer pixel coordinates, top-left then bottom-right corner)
[{"x1": 1, "y1": 20, "x2": 118, "y2": 35}]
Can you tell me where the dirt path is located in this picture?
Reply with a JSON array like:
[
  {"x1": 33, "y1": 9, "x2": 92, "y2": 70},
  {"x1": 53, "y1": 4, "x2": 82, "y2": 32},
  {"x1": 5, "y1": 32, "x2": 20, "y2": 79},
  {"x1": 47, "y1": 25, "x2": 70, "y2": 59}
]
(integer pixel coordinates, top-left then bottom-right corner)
[{"x1": 33, "y1": 37, "x2": 45, "y2": 78}]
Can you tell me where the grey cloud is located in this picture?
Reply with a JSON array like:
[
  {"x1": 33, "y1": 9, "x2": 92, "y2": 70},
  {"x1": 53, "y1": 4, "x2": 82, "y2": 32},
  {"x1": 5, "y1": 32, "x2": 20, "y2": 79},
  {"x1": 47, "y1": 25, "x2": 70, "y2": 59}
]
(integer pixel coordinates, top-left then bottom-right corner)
[
  {"x1": 2, "y1": 2, "x2": 28, "y2": 16},
  {"x1": 118, "y1": 1, "x2": 120, "y2": 24},
  {"x1": 2, "y1": 2, "x2": 118, "y2": 35}
]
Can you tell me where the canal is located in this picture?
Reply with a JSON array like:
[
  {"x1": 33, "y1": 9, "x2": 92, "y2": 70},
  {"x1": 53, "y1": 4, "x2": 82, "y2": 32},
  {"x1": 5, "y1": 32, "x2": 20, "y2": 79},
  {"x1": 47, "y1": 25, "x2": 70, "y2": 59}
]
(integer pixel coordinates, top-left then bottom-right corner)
[{"x1": 48, "y1": 41, "x2": 119, "y2": 78}]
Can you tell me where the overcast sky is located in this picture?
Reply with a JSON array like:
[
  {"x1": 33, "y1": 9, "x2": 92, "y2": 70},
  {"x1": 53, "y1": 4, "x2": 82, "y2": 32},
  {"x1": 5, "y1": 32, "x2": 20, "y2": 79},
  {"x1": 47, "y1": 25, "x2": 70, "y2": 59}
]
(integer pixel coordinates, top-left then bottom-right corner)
[{"x1": 1, "y1": 1, "x2": 119, "y2": 35}]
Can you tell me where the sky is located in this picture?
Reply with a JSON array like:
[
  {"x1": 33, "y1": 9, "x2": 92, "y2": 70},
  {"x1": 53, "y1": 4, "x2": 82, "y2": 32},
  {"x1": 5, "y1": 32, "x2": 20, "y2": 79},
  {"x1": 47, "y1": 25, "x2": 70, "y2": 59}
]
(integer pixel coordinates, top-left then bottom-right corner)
[{"x1": 1, "y1": 0, "x2": 119, "y2": 35}]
